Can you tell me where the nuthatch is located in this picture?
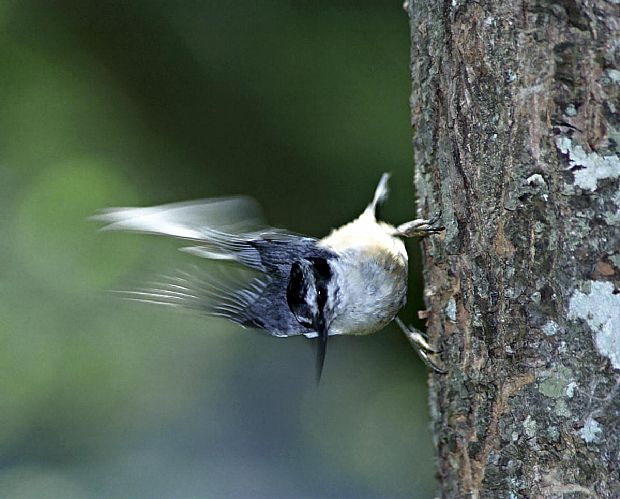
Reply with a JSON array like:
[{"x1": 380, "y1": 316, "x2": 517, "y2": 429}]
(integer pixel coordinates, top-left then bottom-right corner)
[{"x1": 94, "y1": 173, "x2": 445, "y2": 380}]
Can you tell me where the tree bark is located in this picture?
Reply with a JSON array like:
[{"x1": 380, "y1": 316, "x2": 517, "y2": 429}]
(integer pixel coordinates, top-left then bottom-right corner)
[{"x1": 407, "y1": 0, "x2": 620, "y2": 497}]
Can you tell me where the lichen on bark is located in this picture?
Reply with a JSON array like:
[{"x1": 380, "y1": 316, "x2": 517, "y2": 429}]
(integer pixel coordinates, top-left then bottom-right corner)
[{"x1": 407, "y1": 0, "x2": 620, "y2": 497}]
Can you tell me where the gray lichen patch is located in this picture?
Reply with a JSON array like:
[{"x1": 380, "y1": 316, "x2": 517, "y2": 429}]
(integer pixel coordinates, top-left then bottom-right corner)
[
  {"x1": 538, "y1": 365, "x2": 574, "y2": 399},
  {"x1": 538, "y1": 365, "x2": 576, "y2": 418},
  {"x1": 578, "y1": 416, "x2": 602, "y2": 443},
  {"x1": 554, "y1": 399, "x2": 571, "y2": 418},
  {"x1": 605, "y1": 68, "x2": 620, "y2": 84},
  {"x1": 547, "y1": 426, "x2": 560, "y2": 442},
  {"x1": 568, "y1": 281, "x2": 620, "y2": 369},
  {"x1": 555, "y1": 136, "x2": 620, "y2": 191},
  {"x1": 606, "y1": 190, "x2": 620, "y2": 226},
  {"x1": 523, "y1": 415, "x2": 537, "y2": 438},
  {"x1": 525, "y1": 173, "x2": 547, "y2": 190},
  {"x1": 564, "y1": 103, "x2": 577, "y2": 116},
  {"x1": 542, "y1": 320, "x2": 560, "y2": 336},
  {"x1": 445, "y1": 297, "x2": 457, "y2": 322},
  {"x1": 565, "y1": 381, "x2": 577, "y2": 398}
]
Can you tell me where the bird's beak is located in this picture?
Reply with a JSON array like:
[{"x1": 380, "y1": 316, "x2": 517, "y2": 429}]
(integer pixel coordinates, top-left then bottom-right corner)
[{"x1": 313, "y1": 314, "x2": 329, "y2": 384}]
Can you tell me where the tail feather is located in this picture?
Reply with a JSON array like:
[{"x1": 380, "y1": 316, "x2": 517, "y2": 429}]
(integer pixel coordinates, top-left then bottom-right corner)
[{"x1": 364, "y1": 172, "x2": 390, "y2": 219}]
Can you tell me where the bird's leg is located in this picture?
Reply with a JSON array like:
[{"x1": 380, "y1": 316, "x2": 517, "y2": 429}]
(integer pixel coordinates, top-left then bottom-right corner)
[
  {"x1": 395, "y1": 211, "x2": 444, "y2": 238},
  {"x1": 395, "y1": 317, "x2": 446, "y2": 374}
]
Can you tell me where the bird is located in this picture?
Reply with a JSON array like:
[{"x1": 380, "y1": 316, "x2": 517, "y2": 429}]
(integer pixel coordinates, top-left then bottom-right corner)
[{"x1": 93, "y1": 173, "x2": 445, "y2": 381}]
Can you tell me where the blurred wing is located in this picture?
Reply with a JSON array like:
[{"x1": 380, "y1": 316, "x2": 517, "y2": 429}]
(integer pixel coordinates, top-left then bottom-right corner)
[
  {"x1": 93, "y1": 197, "x2": 307, "y2": 272},
  {"x1": 93, "y1": 196, "x2": 266, "y2": 241},
  {"x1": 94, "y1": 196, "x2": 330, "y2": 338},
  {"x1": 116, "y1": 265, "x2": 312, "y2": 338}
]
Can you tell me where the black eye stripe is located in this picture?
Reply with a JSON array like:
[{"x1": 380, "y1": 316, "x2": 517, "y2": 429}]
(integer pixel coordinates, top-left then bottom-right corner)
[
  {"x1": 316, "y1": 284, "x2": 327, "y2": 309},
  {"x1": 309, "y1": 257, "x2": 332, "y2": 280},
  {"x1": 311, "y1": 258, "x2": 331, "y2": 310},
  {"x1": 286, "y1": 257, "x2": 333, "y2": 325},
  {"x1": 286, "y1": 261, "x2": 314, "y2": 327}
]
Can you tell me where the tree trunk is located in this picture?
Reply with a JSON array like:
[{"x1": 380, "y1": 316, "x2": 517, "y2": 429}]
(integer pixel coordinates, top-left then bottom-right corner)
[{"x1": 406, "y1": 0, "x2": 620, "y2": 497}]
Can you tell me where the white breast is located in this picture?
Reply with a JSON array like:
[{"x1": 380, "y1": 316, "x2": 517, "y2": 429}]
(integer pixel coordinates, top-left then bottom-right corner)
[{"x1": 318, "y1": 212, "x2": 409, "y2": 336}]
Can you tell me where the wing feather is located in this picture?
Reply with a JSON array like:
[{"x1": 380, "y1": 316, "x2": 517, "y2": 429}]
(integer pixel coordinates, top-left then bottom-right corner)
[
  {"x1": 93, "y1": 197, "x2": 265, "y2": 239},
  {"x1": 94, "y1": 197, "x2": 334, "y2": 339}
]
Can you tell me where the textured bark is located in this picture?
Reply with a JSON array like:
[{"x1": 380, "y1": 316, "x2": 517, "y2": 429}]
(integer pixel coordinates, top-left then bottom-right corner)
[{"x1": 407, "y1": 0, "x2": 620, "y2": 497}]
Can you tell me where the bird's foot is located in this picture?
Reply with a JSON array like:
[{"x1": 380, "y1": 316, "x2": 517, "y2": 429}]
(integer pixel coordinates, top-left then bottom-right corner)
[
  {"x1": 395, "y1": 211, "x2": 444, "y2": 238},
  {"x1": 395, "y1": 317, "x2": 446, "y2": 374}
]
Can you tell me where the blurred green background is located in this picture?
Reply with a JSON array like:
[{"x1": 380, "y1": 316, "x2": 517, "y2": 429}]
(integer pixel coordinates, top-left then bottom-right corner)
[{"x1": 0, "y1": 1, "x2": 436, "y2": 497}]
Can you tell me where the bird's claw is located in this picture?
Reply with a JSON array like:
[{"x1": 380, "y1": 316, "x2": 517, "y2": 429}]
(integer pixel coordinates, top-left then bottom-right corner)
[
  {"x1": 395, "y1": 211, "x2": 445, "y2": 238},
  {"x1": 395, "y1": 317, "x2": 446, "y2": 374}
]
